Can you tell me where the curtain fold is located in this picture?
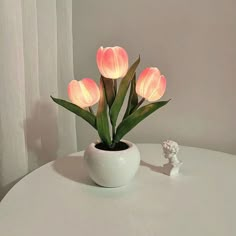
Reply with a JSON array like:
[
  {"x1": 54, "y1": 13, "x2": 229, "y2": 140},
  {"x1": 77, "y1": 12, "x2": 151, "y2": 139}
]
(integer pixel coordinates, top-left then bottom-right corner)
[{"x1": 0, "y1": 0, "x2": 77, "y2": 199}]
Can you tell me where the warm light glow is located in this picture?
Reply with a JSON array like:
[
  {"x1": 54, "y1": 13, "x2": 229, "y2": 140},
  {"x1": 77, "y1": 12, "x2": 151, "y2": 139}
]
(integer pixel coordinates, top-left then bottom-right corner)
[
  {"x1": 136, "y1": 67, "x2": 166, "y2": 102},
  {"x1": 68, "y1": 79, "x2": 100, "y2": 108},
  {"x1": 96, "y1": 46, "x2": 128, "y2": 79}
]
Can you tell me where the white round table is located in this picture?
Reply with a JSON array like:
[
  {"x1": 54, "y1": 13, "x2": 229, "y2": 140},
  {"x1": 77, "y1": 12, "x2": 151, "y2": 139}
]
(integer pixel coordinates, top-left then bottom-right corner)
[{"x1": 0, "y1": 144, "x2": 236, "y2": 236}]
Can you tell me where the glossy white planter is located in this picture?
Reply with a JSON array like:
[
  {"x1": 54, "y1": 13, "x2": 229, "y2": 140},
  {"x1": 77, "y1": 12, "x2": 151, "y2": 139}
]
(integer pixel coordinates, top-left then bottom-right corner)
[{"x1": 84, "y1": 140, "x2": 140, "y2": 187}]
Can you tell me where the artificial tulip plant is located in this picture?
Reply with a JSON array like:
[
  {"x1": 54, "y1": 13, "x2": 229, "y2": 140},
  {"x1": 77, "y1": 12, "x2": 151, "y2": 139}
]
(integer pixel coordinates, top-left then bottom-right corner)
[{"x1": 51, "y1": 46, "x2": 170, "y2": 150}]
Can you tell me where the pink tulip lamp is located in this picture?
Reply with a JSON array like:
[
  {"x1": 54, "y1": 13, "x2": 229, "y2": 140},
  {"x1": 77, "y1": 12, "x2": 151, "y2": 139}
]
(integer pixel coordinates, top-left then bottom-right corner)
[{"x1": 51, "y1": 46, "x2": 170, "y2": 187}]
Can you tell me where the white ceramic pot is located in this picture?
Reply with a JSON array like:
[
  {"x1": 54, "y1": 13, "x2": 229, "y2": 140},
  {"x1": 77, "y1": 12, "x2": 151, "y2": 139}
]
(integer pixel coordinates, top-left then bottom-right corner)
[{"x1": 84, "y1": 140, "x2": 140, "y2": 187}]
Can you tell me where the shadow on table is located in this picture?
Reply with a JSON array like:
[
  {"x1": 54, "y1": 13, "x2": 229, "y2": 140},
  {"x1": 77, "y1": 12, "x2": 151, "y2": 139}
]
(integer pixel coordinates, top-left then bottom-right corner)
[
  {"x1": 52, "y1": 155, "x2": 97, "y2": 187},
  {"x1": 52, "y1": 156, "x2": 133, "y2": 198},
  {"x1": 140, "y1": 160, "x2": 170, "y2": 176},
  {"x1": 53, "y1": 156, "x2": 171, "y2": 187}
]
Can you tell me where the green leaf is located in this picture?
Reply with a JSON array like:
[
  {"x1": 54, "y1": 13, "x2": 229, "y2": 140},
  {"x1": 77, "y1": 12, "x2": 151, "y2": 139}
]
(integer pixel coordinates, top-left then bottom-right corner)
[
  {"x1": 110, "y1": 56, "x2": 140, "y2": 127},
  {"x1": 96, "y1": 78, "x2": 112, "y2": 146},
  {"x1": 114, "y1": 100, "x2": 171, "y2": 143},
  {"x1": 50, "y1": 96, "x2": 97, "y2": 129},
  {"x1": 101, "y1": 76, "x2": 115, "y2": 108},
  {"x1": 123, "y1": 73, "x2": 138, "y2": 120}
]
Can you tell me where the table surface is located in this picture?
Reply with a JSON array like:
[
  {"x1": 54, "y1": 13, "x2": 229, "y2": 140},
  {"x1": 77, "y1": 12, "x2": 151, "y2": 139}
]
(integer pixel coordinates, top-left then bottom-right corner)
[{"x1": 0, "y1": 144, "x2": 236, "y2": 236}]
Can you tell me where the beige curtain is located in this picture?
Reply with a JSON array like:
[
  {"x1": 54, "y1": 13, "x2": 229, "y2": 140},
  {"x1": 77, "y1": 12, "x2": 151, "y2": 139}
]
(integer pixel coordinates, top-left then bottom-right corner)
[{"x1": 0, "y1": 0, "x2": 77, "y2": 199}]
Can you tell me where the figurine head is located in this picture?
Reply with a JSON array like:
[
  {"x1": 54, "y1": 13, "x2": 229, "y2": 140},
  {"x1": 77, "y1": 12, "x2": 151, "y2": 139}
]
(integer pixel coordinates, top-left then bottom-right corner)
[{"x1": 162, "y1": 140, "x2": 179, "y2": 159}]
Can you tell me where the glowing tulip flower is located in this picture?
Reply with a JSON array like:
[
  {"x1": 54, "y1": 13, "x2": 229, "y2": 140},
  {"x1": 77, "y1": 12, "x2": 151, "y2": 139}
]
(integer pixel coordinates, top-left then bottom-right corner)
[
  {"x1": 68, "y1": 79, "x2": 100, "y2": 108},
  {"x1": 96, "y1": 46, "x2": 129, "y2": 79},
  {"x1": 136, "y1": 67, "x2": 166, "y2": 102}
]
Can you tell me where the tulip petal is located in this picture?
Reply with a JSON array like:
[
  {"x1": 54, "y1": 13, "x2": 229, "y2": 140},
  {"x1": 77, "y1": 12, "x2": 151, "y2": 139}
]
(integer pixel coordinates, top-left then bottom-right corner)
[
  {"x1": 80, "y1": 78, "x2": 100, "y2": 105},
  {"x1": 136, "y1": 68, "x2": 149, "y2": 98},
  {"x1": 102, "y1": 48, "x2": 117, "y2": 78},
  {"x1": 143, "y1": 68, "x2": 161, "y2": 97},
  {"x1": 136, "y1": 67, "x2": 161, "y2": 98},
  {"x1": 68, "y1": 80, "x2": 81, "y2": 106},
  {"x1": 96, "y1": 46, "x2": 129, "y2": 79},
  {"x1": 68, "y1": 79, "x2": 100, "y2": 108},
  {"x1": 96, "y1": 47, "x2": 105, "y2": 77},
  {"x1": 136, "y1": 67, "x2": 166, "y2": 102},
  {"x1": 114, "y1": 47, "x2": 129, "y2": 78},
  {"x1": 147, "y1": 75, "x2": 166, "y2": 102}
]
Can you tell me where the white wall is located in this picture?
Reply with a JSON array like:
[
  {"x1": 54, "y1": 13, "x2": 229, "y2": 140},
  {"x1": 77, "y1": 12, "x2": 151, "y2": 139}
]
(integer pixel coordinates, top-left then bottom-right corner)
[{"x1": 72, "y1": 0, "x2": 236, "y2": 154}]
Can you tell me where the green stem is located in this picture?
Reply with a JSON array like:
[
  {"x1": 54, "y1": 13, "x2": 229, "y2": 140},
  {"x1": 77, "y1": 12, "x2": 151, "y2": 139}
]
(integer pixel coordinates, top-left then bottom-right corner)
[
  {"x1": 131, "y1": 97, "x2": 145, "y2": 112},
  {"x1": 110, "y1": 139, "x2": 117, "y2": 149},
  {"x1": 114, "y1": 80, "x2": 117, "y2": 95},
  {"x1": 111, "y1": 121, "x2": 116, "y2": 147},
  {"x1": 89, "y1": 106, "x2": 94, "y2": 115},
  {"x1": 112, "y1": 125, "x2": 115, "y2": 139},
  {"x1": 109, "y1": 79, "x2": 118, "y2": 148}
]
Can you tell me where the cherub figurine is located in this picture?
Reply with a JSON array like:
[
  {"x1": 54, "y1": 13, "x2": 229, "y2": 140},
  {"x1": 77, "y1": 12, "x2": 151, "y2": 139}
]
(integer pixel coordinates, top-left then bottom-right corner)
[{"x1": 162, "y1": 140, "x2": 183, "y2": 176}]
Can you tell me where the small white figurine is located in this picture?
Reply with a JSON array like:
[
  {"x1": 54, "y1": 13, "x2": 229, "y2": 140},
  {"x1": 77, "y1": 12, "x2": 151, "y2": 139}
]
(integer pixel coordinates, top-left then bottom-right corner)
[{"x1": 162, "y1": 140, "x2": 183, "y2": 176}]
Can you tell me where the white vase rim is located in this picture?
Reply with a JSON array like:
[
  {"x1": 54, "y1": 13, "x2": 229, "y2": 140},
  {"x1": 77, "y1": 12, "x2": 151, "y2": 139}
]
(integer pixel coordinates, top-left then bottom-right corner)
[{"x1": 91, "y1": 139, "x2": 134, "y2": 153}]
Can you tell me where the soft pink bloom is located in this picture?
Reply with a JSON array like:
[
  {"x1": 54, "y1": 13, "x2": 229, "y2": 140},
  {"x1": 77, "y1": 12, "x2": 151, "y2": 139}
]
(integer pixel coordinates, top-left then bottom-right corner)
[
  {"x1": 96, "y1": 46, "x2": 128, "y2": 79},
  {"x1": 68, "y1": 79, "x2": 100, "y2": 108},
  {"x1": 136, "y1": 67, "x2": 166, "y2": 102}
]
